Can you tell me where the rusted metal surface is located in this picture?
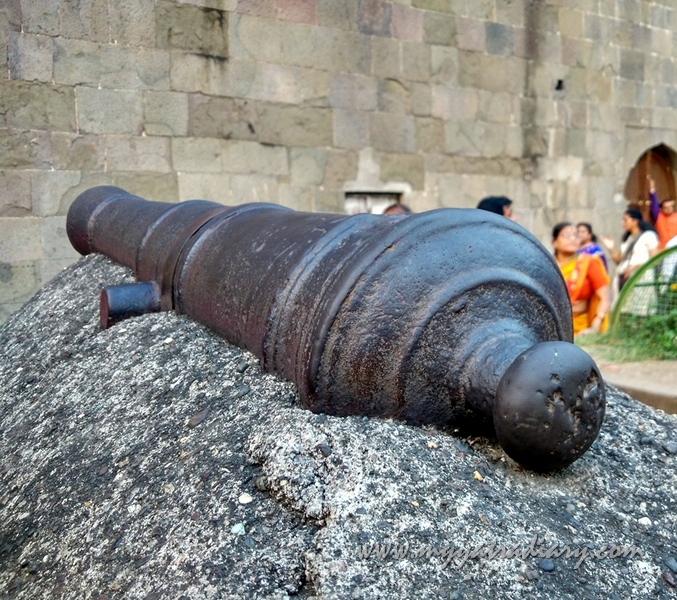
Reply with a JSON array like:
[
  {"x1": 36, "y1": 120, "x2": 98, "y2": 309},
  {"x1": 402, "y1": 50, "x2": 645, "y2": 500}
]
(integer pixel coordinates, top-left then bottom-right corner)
[{"x1": 67, "y1": 186, "x2": 605, "y2": 471}]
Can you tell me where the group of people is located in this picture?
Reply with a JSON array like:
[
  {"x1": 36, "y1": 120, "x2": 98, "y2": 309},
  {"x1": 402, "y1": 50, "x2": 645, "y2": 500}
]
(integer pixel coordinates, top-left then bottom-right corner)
[
  {"x1": 552, "y1": 177, "x2": 677, "y2": 336},
  {"x1": 387, "y1": 186, "x2": 677, "y2": 337}
]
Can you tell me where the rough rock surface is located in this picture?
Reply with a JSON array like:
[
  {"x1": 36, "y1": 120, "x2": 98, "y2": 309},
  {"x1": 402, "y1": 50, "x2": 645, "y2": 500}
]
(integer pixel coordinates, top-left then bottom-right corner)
[{"x1": 2, "y1": 255, "x2": 677, "y2": 599}]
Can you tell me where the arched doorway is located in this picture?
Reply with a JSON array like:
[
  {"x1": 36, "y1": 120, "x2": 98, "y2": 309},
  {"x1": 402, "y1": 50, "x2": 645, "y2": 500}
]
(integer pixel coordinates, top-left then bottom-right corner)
[{"x1": 624, "y1": 145, "x2": 677, "y2": 223}]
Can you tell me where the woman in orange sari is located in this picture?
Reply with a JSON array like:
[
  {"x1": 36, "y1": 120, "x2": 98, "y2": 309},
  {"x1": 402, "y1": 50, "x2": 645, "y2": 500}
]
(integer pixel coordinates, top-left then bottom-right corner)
[{"x1": 553, "y1": 222, "x2": 611, "y2": 336}]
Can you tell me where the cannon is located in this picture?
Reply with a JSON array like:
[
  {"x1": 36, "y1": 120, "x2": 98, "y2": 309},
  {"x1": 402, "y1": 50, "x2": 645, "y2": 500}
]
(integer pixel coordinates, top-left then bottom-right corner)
[{"x1": 66, "y1": 186, "x2": 605, "y2": 471}]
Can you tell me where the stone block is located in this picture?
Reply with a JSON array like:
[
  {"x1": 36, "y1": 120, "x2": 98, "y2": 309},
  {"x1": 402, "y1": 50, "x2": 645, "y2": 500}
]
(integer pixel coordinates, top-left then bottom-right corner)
[
  {"x1": 55, "y1": 40, "x2": 170, "y2": 90},
  {"x1": 30, "y1": 170, "x2": 83, "y2": 217},
  {"x1": 8, "y1": 33, "x2": 53, "y2": 82},
  {"x1": 369, "y1": 112, "x2": 415, "y2": 153},
  {"x1": 620, "y1": 49, "x2": 644, "y2": 81},
  {"x1": 144, "y1": 91, "x2": 189, "y2": 137},
  {"x1": 402, "y1": 42, "x2": 430, "y2": 83},
  {"x1": 524, "y1": 1, "x2": 558, "y2": 34},
  {"x1": 377, "y1": 78, "x2": 410, "y2": 114},
  {"x1": 54, "y1": 172, "x2": 115, "y2": 216},
  {"x1": 280, "y1": 22, "x2": 316, "y2": 68},
  {"x1": 651, "y1": 27, "x2": 673, "y2": 57},
  {"x1": 277, "y1": 0, "x2": 316, "y2": 24},
  {"x1": 330, "y1": 73, "x2": 377, "y2": 111},
  {"x1": 278, "y1": 185, "x2": 314, "y2": 212},
  {"x1": 505, "y1": 125, "x2": 524, "y2": 158},
  {"x1": 496, "y1": 0, "x2": 524, "y2": 27},
  {"x1": 0, "y1": 302, "x2": 23, "y2": 324},
  {"x1": 170, "y1": 51, "x2": 254, "y2": 96},
  {"x1": 51, "y1": 133, "x2": 105, "y2": 172},
  {"x1": 430, "y1": 46, "x2": 458, "y2": 85},
  {"x1": 0, "y1": 170, "x2": 31, "y2": 216},
  {"x1": 257, "y1": 104, "x2": 332, "y2": 147},
  {"x1": 290, "y1": 148, "x2": 327, "y2": 187},
  {"x1": 617, "y1": 0, "x2": 640, "y2": 22},
  {"x1": 0, "y1": 217, "x2": 42, "y2": 262},
  {"x1": 558, "y1": 8, "x2": 583, "y2": 39},
  {"x1": 104, "y1": 136, "x2": 172, "y2": 173},
  {"x1": 248, "y1": 63, "x2": 329, "y2": 107},
  {"x1": 42, "y1": 216, "x2": 80, "y2": 261},
  {"x1": 322, "y1": 149, "x2": 358, "y2": 189},
  {"x1": 481, "y1": 123, "x2": 507, "y2": 158},
  {"x1": 660, "y1": 58, "x2": 675, "y2": 87},
  {"x1": 0, "y1": 28, "x2": 7, "y2": 78},
  {"x1": 316, "y1": 0, "x2": 358, "y2": 31},
  {"x1": 486, "y1": 22, "x2": 514, "y2": 57},
  {"x1": 77, "y1": 87, "x2": 144, "y2": 135},
  {"x1": 357, "y1": 0, "x2": 391, "y2": 37},
  {"x1": 391, "y1": 5, "x2": 423, "y2": 42},
  {"x1": 431, "y1": 85, "x2": 478, "y2": 121},
  {"x1": 378, "y1": 152, "x2": 424, "y2": 190},
  {"x1": 477, "y1": 91, "x2": 514, "y2": 124},
  {"x1": 424, "y1": 12, "x2": 456, "y2": 47},
  {"x1": 410, "y1": 82, "x2": 431, "y2": 116},
  {"x1": 583, "y1": 13, "x2": 602, "y2": 42},
  {"x1": 0, "y1": 260, "x2": 40, "y2": 307},
  {"x1": 415, "y1": 117, "x2": 444, "y2": 153},
  {"x1": 566, "y1": 129, "x2": 586, "y2": 157},
  {"x1": 112, "y1": 172, "x2": 179, "y2": 202},
  {"x1": 178, "y1": 173, "x2": 230, "y2": 203},
  {"x1": 53, "y1": 38, "x2": 102, "y2": 87},
  {"x1": 230, "y1": 174, "x2": 279, "y2": 205},
  {"x1": 561, "y1": 36, "x2": 593, "y2": 68},
  {"x1": 236, "y1": 0, "x2": 275, "y2": 18},
  {"x1": 466, "y1": 0, "x2": 494, "y2": 19},
  {"x1": 411, "y1": 0, "x2": 463, "y2": 14},
  {"x1": 109, "y1": 0, "x2": 157, "y2": 45},
  {"x1": 178, "y1": 0, "x2": 236, "y2": 9},
  {"x1": 209, "y1": 57, "x2": 257, "y2": 97},
  {"x1": 230, "y1": 14, "x2": 281, "y2": 62},
  {"x1": 172, "y1": 137, "x2": 223, "y2": 172},
  {"x1": 313, "y1": 189, "x2": 344, "y2": 213},
  {"x1": 156, "y1": 1, "x2": 228, "y2": 57},
  {"x1": 58, "y1": 0, "x2": 110, "y2": 43},
  {"x1": 0, "y1": 129, "x2": 52, "y2": 169},
  {"x1": 314, "y1": 28, "x2": 371, "y2": 76},
  {"x1": 444, "y1": 120, "x2": 482, "y2": 157},
  {"x1": 40, "y1": 257, "x2": 79, "y2": 285},
  {"x1": 587, "y1": 71, "x2": 612, "y2": 103},
  {"x1": 0, "y1": 81, "x2": 76, "y2": 131},
  {"x1": 222, "y1": 140, "x2": 289, "y2": 176},
  {"x1": 371, "y1": 36, "x2": 400, "y2": 79},
  {"x1": 458, "y1": 52, "x2": 526, "y2": 94},
  {"x1": 18, "y1": 0, "x2": 58, "y2": 35},
  {"x1": 188, "y1": 94, "x2": 258, "y2": 141},
  {"x1": 333, "y1": 109, "x2": 370, "y2": 150},
  {"x1": 457, "y1": 18, "x2": 485, "y2": 52}
]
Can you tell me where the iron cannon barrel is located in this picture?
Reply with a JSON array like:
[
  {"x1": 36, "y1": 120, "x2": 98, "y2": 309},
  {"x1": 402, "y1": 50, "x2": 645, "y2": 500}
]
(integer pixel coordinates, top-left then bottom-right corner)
[{"x1": 67, "y1": 186, "x2": 606, "y2": 471}]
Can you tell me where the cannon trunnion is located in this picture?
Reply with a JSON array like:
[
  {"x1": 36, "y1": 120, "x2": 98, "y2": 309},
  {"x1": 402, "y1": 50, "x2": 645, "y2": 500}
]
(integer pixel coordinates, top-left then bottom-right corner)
[{"x1": 67, "y1": 186, "x2": 605, "y2": 471}]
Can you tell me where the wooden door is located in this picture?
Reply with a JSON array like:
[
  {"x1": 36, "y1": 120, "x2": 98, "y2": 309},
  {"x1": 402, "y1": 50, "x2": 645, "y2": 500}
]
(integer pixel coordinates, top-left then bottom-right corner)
[{"x1": 624, "y1": 149, "x2": 676, "y2": 223}]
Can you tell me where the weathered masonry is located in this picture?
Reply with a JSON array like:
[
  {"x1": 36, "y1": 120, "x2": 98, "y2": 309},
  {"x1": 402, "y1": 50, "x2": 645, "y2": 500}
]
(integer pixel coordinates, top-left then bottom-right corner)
[{"x1": 1, "y1": 0, "x2": 677, "y2": 321}]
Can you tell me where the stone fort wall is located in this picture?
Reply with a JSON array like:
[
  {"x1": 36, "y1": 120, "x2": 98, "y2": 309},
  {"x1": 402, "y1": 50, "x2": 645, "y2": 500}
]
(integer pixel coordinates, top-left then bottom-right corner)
[{"x1": 1, "y1": 0, "x2": 676, "y2": 321}]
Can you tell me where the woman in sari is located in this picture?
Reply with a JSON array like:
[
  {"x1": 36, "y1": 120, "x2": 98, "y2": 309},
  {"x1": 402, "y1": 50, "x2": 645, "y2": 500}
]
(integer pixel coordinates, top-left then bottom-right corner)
[
  {"x1": 553, "y1": 222, "x2": 611, "y2": 336},
  {"x1": 576, "y1": 222, "x2": 608, "y2": 271}
]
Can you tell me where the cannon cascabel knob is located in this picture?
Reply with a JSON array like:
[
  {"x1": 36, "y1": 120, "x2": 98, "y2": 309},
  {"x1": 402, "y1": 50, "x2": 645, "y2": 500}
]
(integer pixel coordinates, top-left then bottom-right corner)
[{"x1": 66, "y1": 186, "x2": 606, "y2": 471}]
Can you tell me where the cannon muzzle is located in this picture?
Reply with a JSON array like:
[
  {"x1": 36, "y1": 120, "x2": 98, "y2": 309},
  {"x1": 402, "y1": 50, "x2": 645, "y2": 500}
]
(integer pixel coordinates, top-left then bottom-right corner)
[{"x1": 66, "y1": 186, "x2": 605, "y2": 471}]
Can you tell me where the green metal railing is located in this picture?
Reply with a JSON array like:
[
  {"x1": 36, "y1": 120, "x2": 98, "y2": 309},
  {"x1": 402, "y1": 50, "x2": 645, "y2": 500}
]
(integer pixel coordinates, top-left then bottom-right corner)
[{"x1": 610, "y1": 245, "x2": 677, "y2": 332}]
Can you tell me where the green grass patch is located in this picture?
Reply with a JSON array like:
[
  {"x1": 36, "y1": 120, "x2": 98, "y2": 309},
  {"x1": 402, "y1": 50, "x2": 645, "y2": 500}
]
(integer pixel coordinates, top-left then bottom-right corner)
[{"x1": 576, "y1": 309, "x2": 677, "y2": 362}]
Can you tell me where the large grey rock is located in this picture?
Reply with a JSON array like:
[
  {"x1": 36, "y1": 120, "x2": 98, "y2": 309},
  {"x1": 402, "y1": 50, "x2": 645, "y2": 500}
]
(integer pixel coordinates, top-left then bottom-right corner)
[{"x1": 1, "y1": 255, "x2": 677, "y2": 599}]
